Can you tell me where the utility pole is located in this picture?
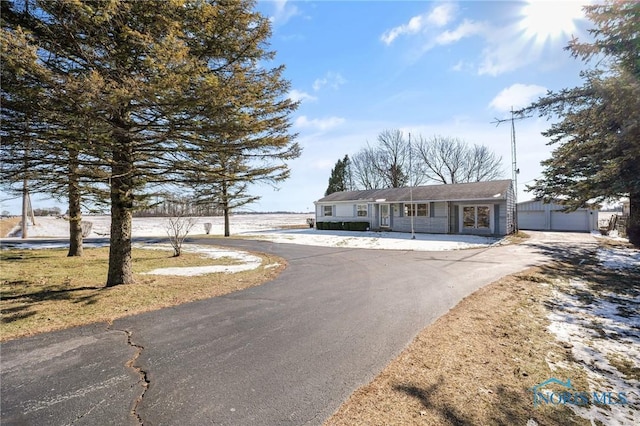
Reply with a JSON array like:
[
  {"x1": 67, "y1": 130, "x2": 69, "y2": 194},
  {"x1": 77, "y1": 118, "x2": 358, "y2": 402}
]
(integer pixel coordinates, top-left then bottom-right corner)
[
  {"x1": 492, "y1": 108, "x2": 531, "y2": 233},
  {"x1": 408, "y1": 132, "x2": 415, "y2": 239}
]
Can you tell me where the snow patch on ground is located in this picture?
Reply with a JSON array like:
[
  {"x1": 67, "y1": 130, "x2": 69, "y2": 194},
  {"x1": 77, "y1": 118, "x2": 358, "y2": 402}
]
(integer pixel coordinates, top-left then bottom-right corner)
[
  {"x1": 597, "y1": 247, "x2": 640, "y2": 271},
  {"x1": 2, "y1": 215, "x2": 502, "y2": 276},
  {"x1": 3, "y1": 215, "x2": 501, "y2": 251},
  {"x1": 546, "y1": 279, "x2": 640, "y2": 425},
  {"x1": 7, "y1": 214, "x2": 314, "y2": 238},
  {"x1": 137, "y1": 244, "x2": 263, "y2": 276},
  {"x1": 247, "y1": 228, "x2": 499, "y2": 251}
]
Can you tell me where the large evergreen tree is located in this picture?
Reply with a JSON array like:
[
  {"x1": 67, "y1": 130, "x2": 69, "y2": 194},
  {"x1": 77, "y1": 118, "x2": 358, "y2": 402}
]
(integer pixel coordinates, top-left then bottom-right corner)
[
  {"x1": 523, "y1": 1, "x2": 640, "y2": 246},
  {"x1": 1, "y1": 0, "x2": 299, "y2": 284}
]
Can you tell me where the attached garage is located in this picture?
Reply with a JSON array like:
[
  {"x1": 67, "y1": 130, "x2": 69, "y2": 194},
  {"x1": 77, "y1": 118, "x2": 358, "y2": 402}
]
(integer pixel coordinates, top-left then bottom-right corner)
[{"x1": 517, "y1": 200, "x2": 599, "y2": 232}]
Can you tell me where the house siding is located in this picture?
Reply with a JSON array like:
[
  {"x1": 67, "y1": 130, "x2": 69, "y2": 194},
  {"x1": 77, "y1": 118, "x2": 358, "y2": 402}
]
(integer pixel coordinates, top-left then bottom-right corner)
[
  {"x1": 391, "y1": 201, "x2": 448, "y2": 233},
  {"x1": 454, "y1": 201, "x2": 508, "y2": 236},
  {"x1": 314, "y1": 180, "x2": 514, "y2": 236}
]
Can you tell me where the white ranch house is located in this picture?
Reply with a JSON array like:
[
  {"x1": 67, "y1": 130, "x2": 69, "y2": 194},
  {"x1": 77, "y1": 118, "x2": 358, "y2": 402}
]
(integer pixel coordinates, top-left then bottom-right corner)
[{"x1": 314, "y1": 180, "x2": 515, "y2": 236}]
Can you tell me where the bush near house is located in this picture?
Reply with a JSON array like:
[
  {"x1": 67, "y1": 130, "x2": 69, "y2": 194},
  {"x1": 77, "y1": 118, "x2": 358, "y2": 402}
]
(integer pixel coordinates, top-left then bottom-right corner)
[{"x1": 316, "y1": 221, "x2": 369, "y2": 231}]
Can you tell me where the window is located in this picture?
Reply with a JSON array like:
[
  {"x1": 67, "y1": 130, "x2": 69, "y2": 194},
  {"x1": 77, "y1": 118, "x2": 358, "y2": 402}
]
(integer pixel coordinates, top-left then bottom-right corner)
[
  {"x1": 356, "y1": 204, "x2": 368, "y2": 217},
  {"x1": 477, "y1": 206, "x2": 490, "y2": 228},
  {"x1": 463, "y1": 206, "x2": 476, "y2": 228},
  {"x1": 404, "y1": 203, "x2": 429, "y2": 217},
  {"x1": 323, "y1": 205, "x2": 333, "y2": 216},
  {"x1": 463, "y1": 205, "x2": 491, "y2": 229}
]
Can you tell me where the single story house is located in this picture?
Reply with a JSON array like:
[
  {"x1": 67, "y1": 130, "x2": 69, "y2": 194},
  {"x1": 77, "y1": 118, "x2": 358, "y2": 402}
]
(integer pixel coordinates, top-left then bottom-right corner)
[
  {"x1": 314, "y1": 179, "x2": 515, "y2": 236},
  {"x1": 517, "y1": 199, "x2": 599, "y2": 232}
]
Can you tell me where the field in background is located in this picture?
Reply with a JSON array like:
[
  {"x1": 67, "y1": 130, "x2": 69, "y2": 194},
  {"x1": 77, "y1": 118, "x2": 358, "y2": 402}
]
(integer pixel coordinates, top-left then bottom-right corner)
[
  {"x1": 0, "y1": 217, "x2": 20, "y2": 238},
  {"x1": 3, "y1": 213, "x2": 314, "y2": 238}
]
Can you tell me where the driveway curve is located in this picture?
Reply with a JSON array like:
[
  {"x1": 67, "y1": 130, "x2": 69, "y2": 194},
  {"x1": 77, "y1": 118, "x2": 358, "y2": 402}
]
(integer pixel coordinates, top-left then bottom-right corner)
[{"x1": 0, "y1": 232, "x2": 598, "y2": 425}]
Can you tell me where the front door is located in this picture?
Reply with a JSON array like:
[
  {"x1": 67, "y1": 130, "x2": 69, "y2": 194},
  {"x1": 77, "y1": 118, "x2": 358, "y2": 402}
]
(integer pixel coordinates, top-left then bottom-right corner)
[{"x1": 380, "y1": 204, "x2": 390, "y2": 227}]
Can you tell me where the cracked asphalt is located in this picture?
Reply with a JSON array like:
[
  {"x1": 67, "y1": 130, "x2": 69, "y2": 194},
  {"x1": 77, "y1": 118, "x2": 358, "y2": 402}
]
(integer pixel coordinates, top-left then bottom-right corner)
[{"x1": 0, "y1": 232, "x2": 597, "y2": 425}]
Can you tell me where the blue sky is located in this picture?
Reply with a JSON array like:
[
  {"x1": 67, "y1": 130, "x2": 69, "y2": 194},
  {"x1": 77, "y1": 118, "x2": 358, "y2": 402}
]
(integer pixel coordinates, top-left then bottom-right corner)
[
  {"x1": 1, "y1": 0, "x2": 594, "y2": 215},
  {"x1": 247, "y1": 0, "x2": 593, "y2": 213}
]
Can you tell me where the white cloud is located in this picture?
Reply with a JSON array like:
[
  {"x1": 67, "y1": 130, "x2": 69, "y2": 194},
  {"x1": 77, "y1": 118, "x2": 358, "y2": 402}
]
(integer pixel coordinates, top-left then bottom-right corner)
[
  {"x1": 436, "y1": 19, "x2": 487, "y2": 45},
  {"x1": 477, "y1": 29, "x2": 540, "y2": 77},
  {"x1": 312, "y1": 72, "x2": 346, "y2": 91},
  {"x1": 289, "y1": 89, "x2": 317, "y2": 103},
  {"x1": 380, "y1": 2, "x2": 456, "y2": 45},
  {"x1": 270, "y1": 0, "x2": 300, "y2": 26},
  {"x1": 427, "y1": 2, "x2": 457, "y2": 27},
  {"x1": 489, "y1": 83, "x2": 548, "y2": 112},
  {"x1": 295, "y1": 115, "x2": 345, "y2": 131}
]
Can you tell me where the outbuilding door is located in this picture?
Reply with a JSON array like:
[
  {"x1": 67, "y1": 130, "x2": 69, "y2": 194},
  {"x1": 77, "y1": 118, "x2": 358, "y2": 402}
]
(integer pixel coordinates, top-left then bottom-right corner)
[{"x1": 550, "y1": 210, "x2": 589, "y2": 231}]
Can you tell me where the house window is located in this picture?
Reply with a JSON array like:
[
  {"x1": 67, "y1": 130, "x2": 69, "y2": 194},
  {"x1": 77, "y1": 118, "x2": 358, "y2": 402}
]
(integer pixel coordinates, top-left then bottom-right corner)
[
  {"x1": 404, "y1": 203, "x2": 429, "y2": 217},
  {"x1": 323, "y1": 205, "x2": 333, "y2": 216},
  {"x1": 356, "y1": 204, "x2": 368, "y2": 217},
  {"x1": 463, "y1": 205, "x2": 491, "y2": 229}
]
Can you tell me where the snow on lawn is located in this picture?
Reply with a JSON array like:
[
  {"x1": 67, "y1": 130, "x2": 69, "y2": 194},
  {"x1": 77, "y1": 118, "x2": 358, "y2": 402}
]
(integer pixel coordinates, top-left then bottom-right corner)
[
  {"x1": 597, "y1": 247, "x2": 640, "y2": 271},
  {"x1": 4, "y1": 214, "x2": 501, "y2": 251},
  {"x1": 6, "y1": 214, "x2": 314, "y2": 238},
  {"x1": 248, "y1": 228, "x2": 499, "y2": 251},
  {"x1": 137, "y1": 244, "x2": 264, "y2": 276},
  {"x1": 546, "y1": 277, "x2": 640, "y2": 425},
  {"x1": 2, "y1": 214, "x2": 500, "y2": 275}
]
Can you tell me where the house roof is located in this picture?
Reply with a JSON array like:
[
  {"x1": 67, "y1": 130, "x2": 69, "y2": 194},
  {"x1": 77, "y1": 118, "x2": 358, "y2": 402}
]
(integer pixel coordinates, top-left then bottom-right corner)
[{"x1": 316, "y1": 180, "x2": 513, "y2": 203}]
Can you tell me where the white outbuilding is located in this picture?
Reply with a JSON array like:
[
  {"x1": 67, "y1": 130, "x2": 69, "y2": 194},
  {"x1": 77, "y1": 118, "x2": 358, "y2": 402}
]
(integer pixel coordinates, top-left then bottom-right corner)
[{"x1": 517, "y1": 199, "x2": 599, "y2": 232}]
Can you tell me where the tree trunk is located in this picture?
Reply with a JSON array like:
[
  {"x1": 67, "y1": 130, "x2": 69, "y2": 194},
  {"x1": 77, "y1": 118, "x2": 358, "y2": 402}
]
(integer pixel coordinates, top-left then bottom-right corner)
[
  {"x1": 628, "y1": 192, "x2": 640, "y2": 247},
  {"x1": 21, "y1": 177, "x2": 28, "y2": 239},
  {"x1": 223, "y1": 203, "x2": 230, "y2": 237},
  {"x1": 67, "y1": 149, "x2": 83, "y2": 256},
  {"x1": 222, "y1": 182, "x2": 230, "y2": 237},
  {"x1": 106, "y1": 138, "x2": 135, "y2": 286}
]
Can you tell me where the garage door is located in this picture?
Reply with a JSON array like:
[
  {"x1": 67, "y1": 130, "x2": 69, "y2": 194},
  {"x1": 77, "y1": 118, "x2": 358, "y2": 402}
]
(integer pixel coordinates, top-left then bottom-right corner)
[
  {"x1": 518, "y1": 211, "x2": 545, "y2": 230},
  {"x1": 550, "y1": 211, "x2": 589, "y2": 231}
]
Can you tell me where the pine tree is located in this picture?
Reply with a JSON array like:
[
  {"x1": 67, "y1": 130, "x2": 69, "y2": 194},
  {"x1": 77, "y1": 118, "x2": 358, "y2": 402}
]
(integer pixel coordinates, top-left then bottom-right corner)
[
  {"x1": 523, "y1": 1, "x2": 640, "y2": 246},
  {"x1": 325, "y1": 155, "x2": 352, "y2": 195},
  {"x1": 1, "y1": 0, "x2": 299, "y2": 284}
]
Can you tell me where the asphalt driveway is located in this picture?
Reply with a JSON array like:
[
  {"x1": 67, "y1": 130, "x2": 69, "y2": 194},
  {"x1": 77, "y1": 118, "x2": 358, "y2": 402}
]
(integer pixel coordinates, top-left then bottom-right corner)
[{"x1": 0, "y1": 232, "x2": 598, "y2": 425}]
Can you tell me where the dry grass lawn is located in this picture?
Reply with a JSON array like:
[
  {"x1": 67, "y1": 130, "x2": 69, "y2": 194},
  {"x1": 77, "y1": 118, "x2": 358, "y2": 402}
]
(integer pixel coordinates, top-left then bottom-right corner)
[
  {"x1": 326, "y1": 267, "x2": 590, "y2": 426},
  {"x1": 1, "y1": 246, "x2": 284, "y2": 341},
  {"x1": 0, "y1": 217, "x2": 20, "y2": 237}
]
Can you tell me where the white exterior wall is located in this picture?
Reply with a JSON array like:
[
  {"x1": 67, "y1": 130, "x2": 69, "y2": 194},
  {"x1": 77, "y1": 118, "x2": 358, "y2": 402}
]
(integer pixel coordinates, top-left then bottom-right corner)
[
  {"x1": 315, "y1": 202, "x2": 371, "y2": 224},
  {"x1": 517, "y1": 201, "x2": 598, "y2": 231},
  {"x1": 335, "y1": 203, "x2": 353, "y2": 217},
  {"x1": 392, "y1": 201, "x2": 448, "y2": 233}
]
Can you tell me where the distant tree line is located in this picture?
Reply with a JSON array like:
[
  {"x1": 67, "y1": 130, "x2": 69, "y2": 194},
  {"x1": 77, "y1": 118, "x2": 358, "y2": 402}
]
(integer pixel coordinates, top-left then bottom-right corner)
[
  {"x1": 133, "y1": 196, "x2": 222, "y2": 218},
  {"x1": 32, "y1": 207, "x2": 62, "y2": 217},
  {"x1": 1, "y1": 0, "x2": 300, "y2": 285}
]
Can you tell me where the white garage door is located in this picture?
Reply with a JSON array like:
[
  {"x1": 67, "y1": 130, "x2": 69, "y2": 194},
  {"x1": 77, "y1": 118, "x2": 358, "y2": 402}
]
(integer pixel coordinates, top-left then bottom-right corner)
[
  {"x1": 518, "y1": 211, "x2": 545, "y2": 230},
  {"x1": 550, "y1": 211, "x2": 589, "y2": 231}
]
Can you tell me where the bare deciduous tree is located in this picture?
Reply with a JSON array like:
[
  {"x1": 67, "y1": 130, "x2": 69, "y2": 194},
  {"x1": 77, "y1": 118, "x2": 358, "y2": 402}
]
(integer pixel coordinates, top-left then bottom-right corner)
[
  {"x1": 373, "y1": 129, "x2": 410, "y2": 188},
  {"x1": 414, "y1": 135, "x2": 503, "y2": 184},
  {"x1": 351, "y1": 129, "x2": 425, "y2": 189},
  {"x1": 351, "y1": 146, "x2": 384, "y2": 190},
  {"x1": 165, "y1": 215, "x2": 197, "y2": 257}
]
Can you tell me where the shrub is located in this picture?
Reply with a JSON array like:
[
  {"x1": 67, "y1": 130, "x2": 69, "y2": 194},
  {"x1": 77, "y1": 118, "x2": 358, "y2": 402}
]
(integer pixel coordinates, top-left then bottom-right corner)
[{"x1": 349, "y1": 221, "x2": 369, "y2": 231}]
